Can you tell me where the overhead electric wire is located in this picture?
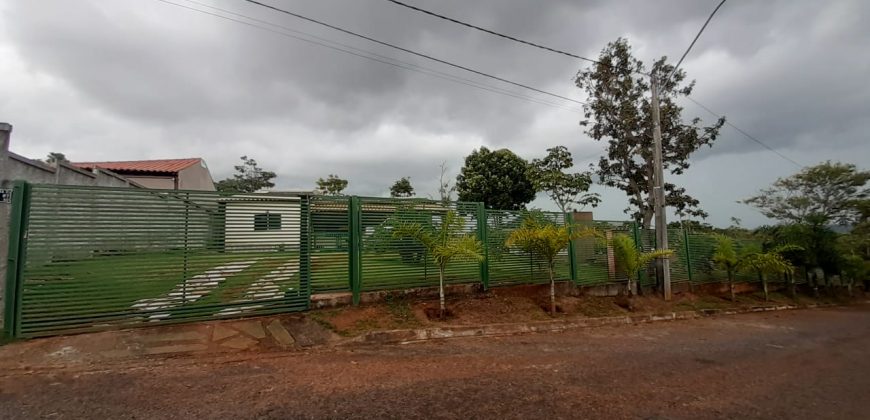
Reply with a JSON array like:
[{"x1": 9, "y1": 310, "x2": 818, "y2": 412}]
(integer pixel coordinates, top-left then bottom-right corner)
[
  {"x1": 381, "y1": 0, "x2": 650, "y2": 77},
  {"x1": 240, "y1": 0, "x2": 586, "y2": 105},
  {"x1": 665, "y1": 0, "x2": 727, "y2": 82},
  {"x1": 153, "y1": 0, "x2": 585, "y2": 114},
  {"x1": 657, "y1": 0, "x2": 802, "y2": 169},
  {"x1": 685, "y1": 97, "x2": 804, "y2": 168}
]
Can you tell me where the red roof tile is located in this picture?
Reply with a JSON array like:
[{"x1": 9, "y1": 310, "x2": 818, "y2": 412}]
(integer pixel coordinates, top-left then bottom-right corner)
[{"x1": 73, "y1": 158, "x2": 203, "y2": 174}]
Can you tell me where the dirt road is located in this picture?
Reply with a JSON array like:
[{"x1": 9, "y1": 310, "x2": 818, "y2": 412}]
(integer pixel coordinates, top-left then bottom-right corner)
[{"x1": 1, "y1": 305, "x2": 868, "y2": 419}]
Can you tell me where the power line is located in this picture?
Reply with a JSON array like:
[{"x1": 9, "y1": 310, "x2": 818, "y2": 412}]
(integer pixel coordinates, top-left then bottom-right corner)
[
  {"x1": 665, "y1": 0, "x2": 727, "y2": 82},
  {"x1": 241, "y1": 0, "x2": 586, "y2": 105},
  {"x1": 381, "y1": 0, "x2": 650, "y2": 77},
  {"x1": 685, "y1": 97, "x2": 804, "y2": 168},
  {"x1": 153, "y1": 0, "x2": 585, "y2": 114}
]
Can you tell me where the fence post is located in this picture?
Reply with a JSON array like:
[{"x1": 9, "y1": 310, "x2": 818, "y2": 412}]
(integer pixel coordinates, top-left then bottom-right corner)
[
  {"x1": 476, "y1": 203, "x2": 489, "y2": 290},
  {"x1": 683, "y1": 227, "x2": 693, "y2": 284},
  {"x1": 565, "y1": 212, "x2": 577, "y2": 283},
  {"x1": 4, "y1": 181, "x2": 30, "y2": 339},
  {"x1": 299, "y1": 195, "x2": 312, "y2": 306},
  {"x1": 631, "y1": 221, "x2": 647, "y2": 286},
  {"x1": 348, "y1": 196, "x2": 362, "y2": 305}
]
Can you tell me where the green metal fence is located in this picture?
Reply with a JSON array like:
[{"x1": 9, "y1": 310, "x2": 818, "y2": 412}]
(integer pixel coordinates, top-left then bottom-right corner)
[
  {"x1": 3, "y1": 181, "x2": 782, "y2": 338},
  {"x1": 5, "y1": 184, "x2": 310, "y2": 337}
]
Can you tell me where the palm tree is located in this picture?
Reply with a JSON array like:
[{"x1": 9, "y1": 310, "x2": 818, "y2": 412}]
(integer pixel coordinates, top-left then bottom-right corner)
[
  {"x1": 712, "y1": 235, "x2": 740, "y2": 301},
  {"x1": 393, "y1": 210, "x2": 484, "y2": 317},
  {"x1": 611, "y1": 233, "x2": 673, "y2": 296},
  {"x1": 506, "y1": 213, "x2": 600, "y2": 315},
  {"x1": 737, "y1": 245, "x2": 801, "y2": 301}
]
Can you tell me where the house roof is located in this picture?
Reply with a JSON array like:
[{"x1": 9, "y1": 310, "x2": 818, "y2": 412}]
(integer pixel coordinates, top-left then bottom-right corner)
[{"x1": 73, "y1": 158, "x2": 203, "y2": 174}]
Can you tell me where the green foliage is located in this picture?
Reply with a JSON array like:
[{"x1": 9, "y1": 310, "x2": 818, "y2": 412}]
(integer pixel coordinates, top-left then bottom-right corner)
[
  {"x1": 711, "y1": 235, "x2": 739, "y2": 274},
  {"x1": 744, "y1": 161, "x2": 869, "y2": 226},
  {"x1": 529, "y1": 146, "x2": 600, "y2": 213},
  {"x1": 505, "y1": 212, "x2": 599, "y2": 267},
  {"x1": 215, "y1": 156, "x2": 277, "y2": 193},
  {"x1": 45, "y1": 152, "x2": 68, "y2": 164},
  {"x1": 392, "y1": 210, "x2": 484, "y2": 269},
  {"x1": 574, "y1": 38, "x2": 725, "y2": 227},
  {"x1": 611, "y1": 234, "x2": 672, "y2": 285},
  {"x1": 389, "y1": 177, "x2": 415, "y2": 198},
  {"x1": 456, "y1": 147, "x2": 536, "y2": 210},
  {"x1": 316, "y1": 174, "x2": 348, "y2": 196}
]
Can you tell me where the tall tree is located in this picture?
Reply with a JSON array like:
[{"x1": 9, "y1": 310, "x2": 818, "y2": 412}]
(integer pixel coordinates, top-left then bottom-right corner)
[
  {"x1": 45, "y1": 152, "x2": 68, "y2": 164},
  {"x1": 456, "y1": 147, "x2": 536, "y2": 210},
  {"x1": 438, "y1": 161, "x2": 456, "y2": 205},
  {"x1": 390, "y1": 176, "x2": 415, "y2": 198},
  {"x1": 743, "y1": 161, "x2": 869, "y2": 226},
  {"x1": 529, "y1": 146, "x2": 600, "y2": 214},
  {"x1": 316, "y1": 174, "x2": 348, "y2": 196},
  {"x1": 215, "y1": 156, "x2": 276, "y2": 193},
  {"x1": 574, "y1": 38, "x2": 725, "y2": 228}
]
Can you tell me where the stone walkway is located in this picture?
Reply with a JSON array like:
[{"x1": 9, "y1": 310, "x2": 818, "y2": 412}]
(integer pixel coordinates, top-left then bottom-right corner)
[
  {"x1": 131, "y1": 261, "x2": 257, "y2": 319},
  {"x1": 215, "y1": 261, "x2": 300, "y2": 317}
]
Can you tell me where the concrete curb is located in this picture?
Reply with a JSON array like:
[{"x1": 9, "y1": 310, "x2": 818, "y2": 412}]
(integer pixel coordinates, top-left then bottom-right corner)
[{"x1": 344, "y1": 303, "x2": 842, "y2": 346}]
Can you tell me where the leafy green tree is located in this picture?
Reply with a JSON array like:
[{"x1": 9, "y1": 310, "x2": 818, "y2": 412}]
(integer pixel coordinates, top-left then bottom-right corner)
[
  {"x1": 506, "y1": 213, "x2": 599, "y2": 315},
  {"x1": 390, "y1": 176, "x2": 415, "y2": 198},
  {"x1": 611, "y1": 233, "x2": 673, "y2": 296},
  {"x1": 316, "y1": 174, "x2": 348, "y2": 196},
  {"x1": 668, "y1": 220, "x2": 713, "y2": 233},
  {"x1": 215, "y1": 156, "x2": 277, "y2": 193},
  {"x1": 529, "y1": 146, "x2": 600, "y2": 213},
  {"x1": 744, "y1": 161, "x2": 869, "y2": 226},
  {"x1": 45, "y1": 152, "x2": 68, "y2": 165},
  {"x1": 574, "y1": 38, "x2": 725, "y2": 227},
  {"x1": 456, "y1": 147, "x2": 536, "y2": 210},
  {"x1": 393, "y1": 211, "x2": 484, "y2": 316}
]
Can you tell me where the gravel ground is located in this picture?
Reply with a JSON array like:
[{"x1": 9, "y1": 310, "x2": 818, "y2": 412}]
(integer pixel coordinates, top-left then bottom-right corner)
[{"x1": 1, "y1": 305, "x2": 868, "y2": 419}]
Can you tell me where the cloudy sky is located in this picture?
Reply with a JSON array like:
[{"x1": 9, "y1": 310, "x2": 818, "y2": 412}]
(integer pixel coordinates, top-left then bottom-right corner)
[{"x1": 1, "y1": 0, "x2": 867, "y2": 227}]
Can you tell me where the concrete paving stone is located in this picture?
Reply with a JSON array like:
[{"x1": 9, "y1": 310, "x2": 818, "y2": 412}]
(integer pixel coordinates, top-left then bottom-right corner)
[
  {"x1": 143, "y1": 344, "x2": 208, "y2": 355},
  {"x1": 266, "y1": 320, "x2": 295, "y2": 347},
  {"x1": 212, "y1": 325, "x2": 239, "y2": 342},
  {"x1": 139, "y1": 331, "x2": 206, "y2": 343},
  {"x1": 233, "y1": 321, "x2": 267, "y2": 339},
  {"x1": 220, "y1": 336, "x2": 259, "y2": 350}
]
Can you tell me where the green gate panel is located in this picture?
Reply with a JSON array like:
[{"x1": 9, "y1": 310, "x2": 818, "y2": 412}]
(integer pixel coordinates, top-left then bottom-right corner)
[{"x1": 16, "y1": 185, "x2": 310, "y2": 337}]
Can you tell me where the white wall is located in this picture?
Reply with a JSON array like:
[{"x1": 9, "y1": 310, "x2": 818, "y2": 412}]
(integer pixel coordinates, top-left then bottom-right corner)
[{"x1": 224, "y1": 198, "x2": 301, "y2": 250}]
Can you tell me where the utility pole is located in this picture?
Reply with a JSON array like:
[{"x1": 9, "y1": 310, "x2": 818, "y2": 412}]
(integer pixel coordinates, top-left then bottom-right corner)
[{"x1": 650, "y1": 73, "x2": 672, "y2": 301}]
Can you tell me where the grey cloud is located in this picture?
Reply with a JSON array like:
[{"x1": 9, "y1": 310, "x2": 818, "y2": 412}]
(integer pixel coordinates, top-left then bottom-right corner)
[{"x1": 1, "y1": 0, "x2": 868, "y2": 228}]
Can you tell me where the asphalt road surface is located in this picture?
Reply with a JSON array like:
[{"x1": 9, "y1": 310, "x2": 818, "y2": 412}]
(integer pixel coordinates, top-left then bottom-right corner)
[{"x1": 1, "y1": 305, "x2": 868, "y2": 419}]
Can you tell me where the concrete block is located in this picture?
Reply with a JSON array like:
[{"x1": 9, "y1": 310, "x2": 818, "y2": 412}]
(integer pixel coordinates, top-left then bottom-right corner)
[
  {"x1": 233, "y1": 321, "x2": 266, "y2": 339},
  {"x1": 220, "y1": 336, "x2": 258, "y2": 350},
  {"x1": 143, "y1": 344, "x2": 208, "y2": 355},
  {"x1": 212, "y1": 325, "x2": 238, "y2": 342},
  {"x1": 267, "y1": 320, "x2": 295, "y2": 347}
]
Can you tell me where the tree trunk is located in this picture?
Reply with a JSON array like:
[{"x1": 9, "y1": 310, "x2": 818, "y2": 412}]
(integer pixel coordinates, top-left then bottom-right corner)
[
  {"x1": 788, "y1": 272, "x2": 796, "y2": 299},
  {"x1": 760, "y1": 271, "x2": 768, "y2": 302},
  {"x1": 549, "y1": 265, "x2": 556, "y2": 316},
  {"x1": 438, "y1": 266, "x2": 446, "y2": 316},
  {"x1": 728, "y1": 269, "x2": 735, "y2": 302},
  {"x1": 628, "y1": 276, "x2": 637, "y2": 296}
]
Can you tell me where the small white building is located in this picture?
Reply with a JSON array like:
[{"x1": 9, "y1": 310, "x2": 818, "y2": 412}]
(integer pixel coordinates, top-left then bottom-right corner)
[{"x1": 221, "y1": 194, "x2": 304, "y2": 251}]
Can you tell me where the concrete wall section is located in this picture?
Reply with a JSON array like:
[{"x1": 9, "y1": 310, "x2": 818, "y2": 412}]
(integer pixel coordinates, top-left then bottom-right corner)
[
  {"x1": 0, "y1": 124, "x2": 137, "y2": 327},
  {"x1": 178, "y1": 162, "x2": 216, "y2": 191}
]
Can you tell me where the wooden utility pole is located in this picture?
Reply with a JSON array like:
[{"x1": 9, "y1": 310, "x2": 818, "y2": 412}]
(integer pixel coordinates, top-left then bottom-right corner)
[{"x1": 650, "y1": 74, "x2": 672, "y2": 301}]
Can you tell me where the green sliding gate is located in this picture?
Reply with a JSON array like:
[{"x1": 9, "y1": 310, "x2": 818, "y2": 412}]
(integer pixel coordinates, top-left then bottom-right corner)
[{"x1": 4, "y1": 183, "x2": 310, "y2": 338}]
